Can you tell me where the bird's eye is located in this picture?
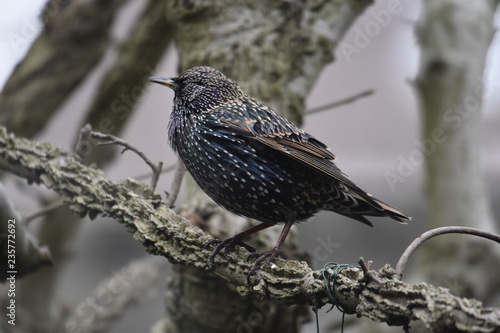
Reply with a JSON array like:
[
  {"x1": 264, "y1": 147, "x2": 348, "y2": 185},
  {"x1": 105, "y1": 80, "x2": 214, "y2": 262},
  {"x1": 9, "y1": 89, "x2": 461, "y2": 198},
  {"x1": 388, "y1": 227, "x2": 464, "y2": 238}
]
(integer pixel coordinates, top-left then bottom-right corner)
[{"x1": 173, "y1": 78, "x2": 183, "y2": 88}]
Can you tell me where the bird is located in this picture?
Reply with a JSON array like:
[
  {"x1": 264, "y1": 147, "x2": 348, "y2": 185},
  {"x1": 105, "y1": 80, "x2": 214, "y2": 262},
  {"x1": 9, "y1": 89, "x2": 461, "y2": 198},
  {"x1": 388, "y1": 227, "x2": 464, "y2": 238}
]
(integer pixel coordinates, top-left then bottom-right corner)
[{"x1": 149, "y1": 66, "x2": 410, "y2": 275}]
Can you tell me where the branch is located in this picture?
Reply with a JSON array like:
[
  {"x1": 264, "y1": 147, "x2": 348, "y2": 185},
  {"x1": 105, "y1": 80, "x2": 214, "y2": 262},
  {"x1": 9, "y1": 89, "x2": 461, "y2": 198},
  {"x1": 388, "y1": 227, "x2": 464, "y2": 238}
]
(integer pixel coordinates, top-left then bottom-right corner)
[
  {"x1": 0, "y1": 0, "x2": 128, "y2": 138},
  {"x1": 166, "y1": 159, "x2": 185, "y2": 208},
  {"x1": 396, "y1": 227, "x2": 500, "y2": 279},
  {"x1": 90, "y1": 131, "x2": 163, "y2": 191},
  {"x1": 0, "y1": 127, "x2": 498, "y2": 332},
  {"x1": 64, "y1": 257, "x2": 166, "y2": 333},
  {"x1": 23, "y1": 199, "x2": 65, "y2": 225},
  {"x1": 0, "y1": 182, "x2": 52, "y2": 280},
  {"x1": 306, "y1": 89, "x2": 375, "y2": 116}
]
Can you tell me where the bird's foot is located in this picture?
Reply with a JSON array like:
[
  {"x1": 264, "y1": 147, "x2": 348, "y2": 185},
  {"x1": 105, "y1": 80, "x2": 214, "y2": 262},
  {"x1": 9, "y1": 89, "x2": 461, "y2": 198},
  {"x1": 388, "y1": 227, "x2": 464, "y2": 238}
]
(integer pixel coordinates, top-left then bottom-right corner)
[
  {"x1": 206, "y1": 237, "x2": 256, "y2": 268},
  {"x1": 246, "y1": 248, "x2": 281, "y2": 284}
]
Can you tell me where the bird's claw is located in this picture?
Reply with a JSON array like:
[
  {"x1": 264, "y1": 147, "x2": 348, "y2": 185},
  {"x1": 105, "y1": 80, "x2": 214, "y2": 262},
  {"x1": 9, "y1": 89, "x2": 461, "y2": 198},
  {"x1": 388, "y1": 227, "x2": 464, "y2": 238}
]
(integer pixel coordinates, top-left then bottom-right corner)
[
  {"x1": 246, "y1": 248, "x2": 281, "y2": 285},
  {"x1": 207, "y1": 238, "x2": 222, "y2": 247},
  {"x1": 206, "y1": 238, "x2": 282, "y2": 287},
  {"x1": 248, "y1": 249, "x2": 280, "y2": 266},
  {"x1": 206, "y1": 237, "x2": 257, "y2": 269}
]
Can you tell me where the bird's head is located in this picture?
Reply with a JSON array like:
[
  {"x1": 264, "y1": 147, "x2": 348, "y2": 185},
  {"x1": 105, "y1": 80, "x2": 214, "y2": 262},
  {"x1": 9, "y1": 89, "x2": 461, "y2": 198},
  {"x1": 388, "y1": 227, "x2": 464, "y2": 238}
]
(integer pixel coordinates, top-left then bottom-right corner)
[{"x1": 149, "y1": 66, "x2": 244, "y2": 113}]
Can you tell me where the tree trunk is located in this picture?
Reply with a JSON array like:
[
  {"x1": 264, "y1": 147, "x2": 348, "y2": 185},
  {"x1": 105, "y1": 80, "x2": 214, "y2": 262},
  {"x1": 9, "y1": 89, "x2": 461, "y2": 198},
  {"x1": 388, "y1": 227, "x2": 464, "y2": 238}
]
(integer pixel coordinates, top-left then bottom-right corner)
[{"x1": 416, "y1": 0, "x2": 500, "y2": 302}]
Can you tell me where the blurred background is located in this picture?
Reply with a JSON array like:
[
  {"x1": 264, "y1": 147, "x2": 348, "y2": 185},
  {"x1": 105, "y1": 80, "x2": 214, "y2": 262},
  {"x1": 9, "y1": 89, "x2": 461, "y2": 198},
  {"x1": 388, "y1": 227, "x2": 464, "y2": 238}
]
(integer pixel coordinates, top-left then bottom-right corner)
[{"x1": 0, "y1": 0, "x2": 499, "y2": 332}]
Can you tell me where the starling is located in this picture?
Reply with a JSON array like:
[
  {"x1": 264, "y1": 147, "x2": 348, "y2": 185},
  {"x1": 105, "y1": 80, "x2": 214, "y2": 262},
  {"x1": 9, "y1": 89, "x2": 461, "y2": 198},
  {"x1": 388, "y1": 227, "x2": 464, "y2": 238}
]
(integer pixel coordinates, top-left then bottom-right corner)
[{"x1": 150, "y1": 66, "x2": 410, "y2": 274}]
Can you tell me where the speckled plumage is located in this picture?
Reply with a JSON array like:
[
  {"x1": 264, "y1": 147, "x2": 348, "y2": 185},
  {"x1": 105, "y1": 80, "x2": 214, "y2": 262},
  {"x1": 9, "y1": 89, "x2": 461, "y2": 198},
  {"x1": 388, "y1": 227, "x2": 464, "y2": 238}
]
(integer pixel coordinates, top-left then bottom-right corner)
[{"x1": 150, "y1": 66, "x2": 410, "y2": 272}]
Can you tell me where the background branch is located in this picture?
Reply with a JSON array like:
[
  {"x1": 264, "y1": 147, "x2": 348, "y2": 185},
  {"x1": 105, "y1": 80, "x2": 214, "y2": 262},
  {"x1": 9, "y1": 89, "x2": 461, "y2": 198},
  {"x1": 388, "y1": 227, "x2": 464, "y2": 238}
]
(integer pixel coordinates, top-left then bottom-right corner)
[
  {"x1": 64, "y1": 257, "x2": 166, "y2": 333},
  {"x1": 0, "y1": 182, "x2": 52, "y2": 281},
  {"x1": 0, "y1": 0, "x2": 128, "y2": 138},
  {"x1": 306, "y1": 89, "x2": 375, "y2": 116},
  {"x1": 396, "y1": 227, "x2": 500, "y2": 279},
  {"x1": 79, "y1": 0, "x2": 172, "y2": 166}
]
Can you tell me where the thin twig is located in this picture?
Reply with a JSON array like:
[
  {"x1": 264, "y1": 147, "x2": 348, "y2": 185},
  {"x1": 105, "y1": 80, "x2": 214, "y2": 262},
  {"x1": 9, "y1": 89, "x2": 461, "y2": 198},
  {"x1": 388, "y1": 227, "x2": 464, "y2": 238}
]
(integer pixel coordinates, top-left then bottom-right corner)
[
  {"x1": 90, "y1": 131, "x2": 163, "y2": 191},
  {"x1": 395, "y1": 226, "x2": 500, "y2": 279},
  {"x1": 74, "y1": 124, "x2": 93, "y2": 162},
  {"x1": 24, "y1": 200, "x2": 66, "y2": 224},
  {"x1": 150, "y1": 161, "x2": 163, "y2": 192},
  {"x1": 0, "y1": 183, "x2": 52, "y2": 279},
  {"x1": 358, "y1": 257, "x2": 384, "y2": 284},
  {"x1": 166, "y1": 159, "x2": 186, "y2": 208},
  {"x1": 134, "y1": 162, "x2": 177, "y2": 181},
  {"x1": 306, "y1": 89, "x2": 375, "y2": 116}
]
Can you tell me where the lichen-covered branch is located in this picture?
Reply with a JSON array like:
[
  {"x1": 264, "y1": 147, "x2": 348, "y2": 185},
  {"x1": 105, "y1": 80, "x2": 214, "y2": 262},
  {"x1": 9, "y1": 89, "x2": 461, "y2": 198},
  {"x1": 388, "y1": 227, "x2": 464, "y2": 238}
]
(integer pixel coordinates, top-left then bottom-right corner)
[{"x1": 0, "y1": 127, "x2": 498, "y2": 333}]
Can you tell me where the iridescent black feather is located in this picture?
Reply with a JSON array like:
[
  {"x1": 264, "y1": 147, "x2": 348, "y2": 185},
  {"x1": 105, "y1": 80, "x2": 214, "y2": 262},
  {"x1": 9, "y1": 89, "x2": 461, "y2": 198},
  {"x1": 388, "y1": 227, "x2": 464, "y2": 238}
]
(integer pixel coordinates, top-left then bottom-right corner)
[{"x1": 150, "y1": 66, "x2": 410, "y2": 273}]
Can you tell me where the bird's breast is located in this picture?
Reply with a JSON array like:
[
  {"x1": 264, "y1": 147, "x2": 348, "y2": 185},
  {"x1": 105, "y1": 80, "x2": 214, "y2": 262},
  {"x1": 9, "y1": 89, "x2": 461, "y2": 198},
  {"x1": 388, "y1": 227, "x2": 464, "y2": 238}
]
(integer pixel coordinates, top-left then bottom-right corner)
[
  {"x1": 168, "y1": 118, "x2": 330, "y2": 223},
  {"x1": 167, "y1": 108, "x2": 196, "y2": 153}
]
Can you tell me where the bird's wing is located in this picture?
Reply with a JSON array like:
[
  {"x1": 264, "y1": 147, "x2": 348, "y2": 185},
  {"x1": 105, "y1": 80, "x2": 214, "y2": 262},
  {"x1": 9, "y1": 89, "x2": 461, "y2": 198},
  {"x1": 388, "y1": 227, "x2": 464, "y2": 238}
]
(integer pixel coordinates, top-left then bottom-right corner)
[
  {"x1": 210, "y1": 99, "x2": 411, "y2": 223},
  {"x1": 212, "y1": 99, "x2": 360, "y2": 186}
]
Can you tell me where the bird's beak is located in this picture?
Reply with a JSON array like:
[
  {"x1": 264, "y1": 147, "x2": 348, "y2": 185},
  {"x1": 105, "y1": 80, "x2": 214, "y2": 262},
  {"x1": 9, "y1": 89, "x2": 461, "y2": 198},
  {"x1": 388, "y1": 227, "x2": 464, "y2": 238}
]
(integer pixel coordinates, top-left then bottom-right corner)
[{"x1": 149, "y1": 76, "x2": 176, "y2": 89}]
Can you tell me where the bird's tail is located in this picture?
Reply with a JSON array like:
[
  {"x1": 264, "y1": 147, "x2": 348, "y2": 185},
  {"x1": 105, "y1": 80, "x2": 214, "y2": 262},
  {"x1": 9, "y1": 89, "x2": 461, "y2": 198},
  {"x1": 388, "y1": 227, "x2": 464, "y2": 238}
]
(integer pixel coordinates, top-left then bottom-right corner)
[
  {"x1": 370, "y1": 196, "x2": 411, "y2": 223},
  {"x1": 327, "y1": 188, "x2": 411, "y2": 227}
]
